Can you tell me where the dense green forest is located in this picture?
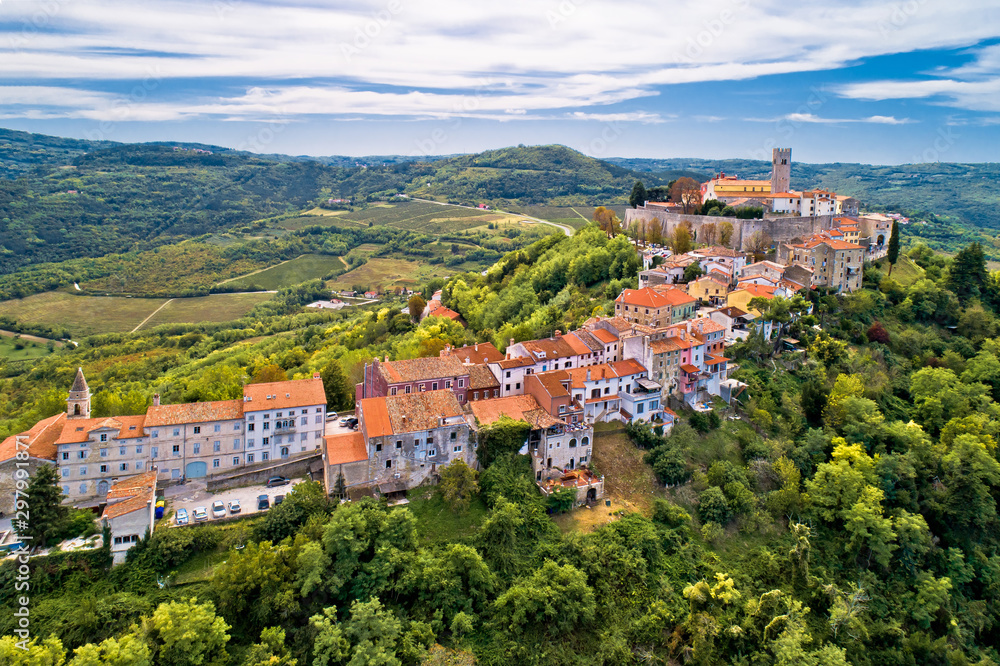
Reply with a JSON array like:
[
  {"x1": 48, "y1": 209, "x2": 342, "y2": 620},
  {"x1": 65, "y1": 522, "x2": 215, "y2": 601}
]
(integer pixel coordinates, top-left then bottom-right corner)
[{"x1": 3, "y1": 221, "x2": 1000, "y2": 664}]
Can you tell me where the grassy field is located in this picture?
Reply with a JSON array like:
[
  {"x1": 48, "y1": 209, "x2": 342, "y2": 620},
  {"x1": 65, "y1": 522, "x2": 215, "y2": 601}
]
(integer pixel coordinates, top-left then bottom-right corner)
[
  {"x1": 138, "y1": 293, "x2": 274, "y2": 330},
  {"x1": 553, "y1": 423, "x2": 660, "y2": 534},
  {"x1": 0, "y1": 335, "x2": 54, "y2": 360},
  {"x1": 0, "y1": 292, "x2": 167, "y2": 337},
  {"x1": 506, "y1": 204, "x2": 598, "y2": 231},
  {"x1": 222, "y1": 254, "x2": 344, "y2": 290},
  {"x1": 872, "y1": 255, "x2": 925, "y2": 286},
  {"x1": 328, "y1": 257, "x2": 456, "y2": 292},
  {"x1": 0, "y1": 291, "x2": 274, "y2": 337},
  {"x1": 405, "y1": 485, "x2": 488, "y2": 546}
]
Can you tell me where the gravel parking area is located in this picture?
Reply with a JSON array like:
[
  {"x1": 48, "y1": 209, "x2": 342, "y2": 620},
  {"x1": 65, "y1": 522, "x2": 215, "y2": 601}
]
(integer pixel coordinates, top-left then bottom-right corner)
[
  {"x1": 325, "y1": 418, "x2": 357, "y2": 437},
  {"x1": 164, "y1": 477, "x2": 305, "y2": 525}
]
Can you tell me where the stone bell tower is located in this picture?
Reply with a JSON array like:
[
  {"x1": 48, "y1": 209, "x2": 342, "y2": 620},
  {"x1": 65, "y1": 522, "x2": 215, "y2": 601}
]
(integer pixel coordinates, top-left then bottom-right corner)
[
  {"x1": 771, "y1": 147, "x2": 791, "y2": 194},
  {"x1": 67, "y1": 367, "x2": 91, "y2": 419}
]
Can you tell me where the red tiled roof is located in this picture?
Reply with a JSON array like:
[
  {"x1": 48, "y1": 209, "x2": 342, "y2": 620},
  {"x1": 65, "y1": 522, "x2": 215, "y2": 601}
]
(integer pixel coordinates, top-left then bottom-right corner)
[
  {"x1": 591, "y1": 328, "x2": 618, "y2": 344},
  {"x1": 106, "y1": 470, "x2": 158, "y2": 499},
  {"x1": 379, "y1": 355, "x2": 467, "y2": 384},
  {"x1": 616, "y1": 287, "x2": 672, "y2": 309},
  {"x1": 0, "y1": 412, "x2": 65, "y2": 463},
  {"x1": 243, "y1": 376, "x2": 326, "y2": 412},
  {"x1": 56, "y1": 416, "x2": 147, "y2": 445},
  {"x1": 325, "y1": 432, "x2": 369, "y2": 465},
  {"x1": 469, "y1": 394, "x2": 564, "y2": 429},
  {"x1": 428, "y1": 305, "x2": 462, "y2": 321},
  {"x1": 448, "y1": 342, "x2": 505, "y2": 365},
  {"x1": 468, "y1": 365, "x2": 500, "y2": 390},
  {"x1": 492, "y1": 356, "x2": 535, "y2": 369},
  {"x1": 561, "y1": 333, "x2": 593, "y2": 357},
  {"x1": 680, "y1": 364, "x2": 700, "y2": 373},
  {"x1": 102, "y1": 471, "x2": 157, "y2": 520},
  {"x1": 103, "y1": 488, "x2": 155, "y2": 520},
  {"x1": 704, "y1": 355, "x2": 730, "y2": 365},
  {"x1": 651, "y1": 286, "x2": 698, "y2": 306},
  {"x1": 733, "y1": 284, "x2": 777, "y2": 300},
  {"x1": 361, "y1": 390, "x2": 464, "y2": 436},
  {"x1": 145, "y1": 399, "x2": 244, "y2": 427},
  {"x1": 649, "y1": 338, "x2": 682, "y2": 354},
  {"x1": 532, "y1": 370, "x2": 571, "y2": 399}
]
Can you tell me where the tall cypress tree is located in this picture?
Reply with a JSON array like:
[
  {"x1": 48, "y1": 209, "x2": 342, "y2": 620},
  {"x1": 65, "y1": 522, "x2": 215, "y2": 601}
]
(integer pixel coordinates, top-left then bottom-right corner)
[
  {"x1": 947, "y1": 242, "x2": 988, "y2": 303},
  {"x1": 886, "y1": 220, "x2": 900, "y2": 276},
  {"x1": 17, "y1": 464, "x2": 69, "y2": 547},
  {"x1": 628, "y1": 181, "x2": 647, "y2": 209}
]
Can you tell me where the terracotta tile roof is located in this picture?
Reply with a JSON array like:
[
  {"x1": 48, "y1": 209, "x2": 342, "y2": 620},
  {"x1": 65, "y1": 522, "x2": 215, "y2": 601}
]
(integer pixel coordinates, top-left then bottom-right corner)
[
  {"x1": 650, "y1": 286, "x2": 697, "y2": 306},
  {"x1": 56, "y1": 416, "x2": 148, "y2": 445},
  {"x1": 469, "y1": 394, "x2": 563, "y2": 429},
  {"x1": 569, "y1": 329, "x2": 604, "y2": 353},
  {"x1": 378, "y1": 356, "x2": 467, "y2": 384},
  {"x1": 680, "y1": 364, "x2": 701, "y2": 374},
  {"x1": 325, "y1": 432, "x2": 369, "y2": 465},
  {"x1": 693, "y1": 246, "x2": 744, "y2": 258},
  {"x1": 739, "y1": 275, "x2": 778, "y2": 286},
  {"x1": 70, "y1": 367, "x2": 89, "y2": 393},
  {"x1": 448, "y1": 342, "x2": 504, "y2": 365},
  {"x1": 733, "y1": 284, "x2": 777, "y2": 299},
  {"x1": 705, "y1": 355, "x2": 731, "y2": 365},
  {"x1": 145, "y1": 399, "x2": 244, "y2": 427},
  {"x1": 361, "y1": 390, "x2": 465, "y2": 437},
  {"x1": 428, "y1": 305, "x2": 462, "y2": 321},
  {"x1": 102, "y1": 470, "x2": 157, "y2": 520},
  {"x1": 693, "y1": 274, "x2": 730, "y2": 287},
  {"x1": 609, "y1": 359, "x2": 647, "y2": 376},
  {"x1": 468, "y1": 365, "x2": 500, "y2": 390},
  {"x1": 243, "y1": 376, "x2": 327, "y2": 411},
  {"x1": 694, "y1": 319, "x2": 726, "y2": 334},
  {"x1": 532, "y1": 370, "x2": 571, "y2": 399},
  {"x1": 662, "y1": 406, "x2": 678, "y2": 417},
  {"x1": 598, "y1": 316, "x2": 635, "y2": 333},
  {"x1": 649, "y1": 338, "x2": 682, "y2": 354},
  {"x1": 491, "y1": 356, "x2": 535, "y2": 369},
  {"x1": 744, "y1": 260, "x2": 785, "y2": 272},
  {"x1": 713, "y1": 306, "x2": 748, "y2": 318},
  {"x1": 562, "y1": 333, "x2": 593, "y2": 357},
  {"x1": 617, "y1": 287, "x2": 672, "y2": 309},
  {"x1": 106, "y1": 470, "x2": 158, "y2": 499},
  {"x1": 564, "y1": 360, "x2": 647, "y2": 388},
  {"x1": 519, "y1": 336, "x2": 580, "y2": 361},
  {"x1": 0, "y1": 412, "x2": 65, "y2": 463},
  {"x1": 590, "y1": 328, "x2": 618, "y2": 344}
]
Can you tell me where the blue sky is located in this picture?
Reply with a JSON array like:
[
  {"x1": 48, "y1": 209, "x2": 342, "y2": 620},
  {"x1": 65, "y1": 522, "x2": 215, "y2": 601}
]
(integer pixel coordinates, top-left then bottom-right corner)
[{"x1": 1, "y1": 0, "x2": 999, "y2": 163}]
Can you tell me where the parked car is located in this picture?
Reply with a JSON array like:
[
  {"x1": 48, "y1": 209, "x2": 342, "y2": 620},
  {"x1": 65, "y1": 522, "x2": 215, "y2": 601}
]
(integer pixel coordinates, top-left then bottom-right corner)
[
  {"x1": 228, "y1": 499, "x2": 242, "y2": 514},
  {"x1": 175, "y1": 508, "x2": 189, "y2": 525},
  {"x1": 339, "y1": 417, "x2": 351, "y2": 426},
  {"x1": 274, "y1": 495, "x2": 285, "y2": 506},
  {"x1": 212, "y1": 500, "x2": 226, "y2": 518},
  {"x1": 346, "y1": 417, "x2": 358, "y2": 428},
  {"x1": 257, "y1": 495, "x2": 270, "y2": 511},
  {"x1": 326, "y1": 412, "x2": 338, "y2": 421},
  {"x1": 266, "y1": 475, "x2": 290, "y2": 488},
  {"x1": 193, "y1": 507, "x2": 208, "y2": 522}
]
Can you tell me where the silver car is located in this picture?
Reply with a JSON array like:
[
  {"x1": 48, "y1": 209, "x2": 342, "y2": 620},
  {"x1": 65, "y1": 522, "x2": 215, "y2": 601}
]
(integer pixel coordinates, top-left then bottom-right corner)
[{"x1": 211, "y1": 500, "x2": 226, "y2": 519}]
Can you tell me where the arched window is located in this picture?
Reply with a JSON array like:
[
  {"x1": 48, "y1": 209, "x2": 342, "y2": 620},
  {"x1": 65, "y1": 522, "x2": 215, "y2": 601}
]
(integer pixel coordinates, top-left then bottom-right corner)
[
  {"x1": 582, "y1": 436, "x2": 590, "y2": 447},
  {"x1": 74, "y1": 404, "x2": 81, "y2": 416},
  {"x1": 569, "y1": 438, "x2": 577, "y2": 448}
]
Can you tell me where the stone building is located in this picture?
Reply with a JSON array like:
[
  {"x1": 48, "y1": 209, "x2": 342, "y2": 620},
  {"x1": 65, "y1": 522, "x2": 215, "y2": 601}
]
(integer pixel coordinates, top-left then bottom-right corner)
[
  {"x1": 322, "y1": 432, "x2": 370, "y2": 496},
  {"x1": 101, "y1": 470, "x2": 156, "y2": 565},
  {"x1": 355, "y1": 355, "x2": 470, "y2": 403},
  {"x1": 0, "y1": 412, "x2": 63, "y2": 514},
  {"x1": 778, "y1": 236, "x2": 865, "y2": 292},
  {"x1": 146, "y1": 399, "x2": 244, "y2": 484},
  {"x1": 357, "y1": 390, "x2": 474, "y2": 495}
]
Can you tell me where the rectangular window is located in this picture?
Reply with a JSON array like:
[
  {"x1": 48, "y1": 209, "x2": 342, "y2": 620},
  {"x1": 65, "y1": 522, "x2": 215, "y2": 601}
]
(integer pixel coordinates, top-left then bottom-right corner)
[
  {"x1": 263, "y1": 437, "x2": 269, "y2": 446},
  {"x1": 193, "y1": 426, "x2": 201, "y2": 434},
  {"x1": 248, "y1": 439, "x2": 255, "y2": 447},
  {"x1": 396, "y1": 440, "x2": 402, "y2": 449},
  {"x1": 233, "y1": 457, "x2": 239, "y2": 466},
  {"x1": 376, "y1": 443, "x2": 382, "y2": 452},
  {"x1": 248, "y1": 415, "x2": 255, "y2": 421},
  {"x1": 234, "y1": 439, "x2": 241, "y2": 449},
  {"x1": 405, "y1": 385, "x2": 411, "y2": 394},
  {"x1": 248, "y1": 423, "x2": 255, "y2": 431},
  {"x1": 79, "y1": 451, "x2": 86, "y2": 459},
  {"x1": 100, "y1": 448, "x2": 108, "y2": 457},
  {"x1": 152, "y1": 429, "x2": 158, "y2": 438},
  {"x1": 136, "y1": 445, "x2": 143, "y2": 454},
  {"x1": 263, "y1": 422, "x2": 270, "y2": 430},
  {"x1": 428, "y1": 449, "x2": 437, "y2": 457},
  {"x1": 100, "y1": 434, "x2": 107, "y2": 442},
  {"x1": 262, "y1": 452, "x2": 269, "y2": 461},
  {"x1": 172, "y1": 445, "x2": 180, "y2": 455},
  {"x1": 315, "y1": 415, "x2": 322, "y2": 424},
  {"x1": 61, "y1": 468, "x2": 70, "y2": 478},
  {"x1": 119, "y1": 446, "x2": 125, "y2": 455},
  {"x1": 432, "y1": 381, "x2": 439, "y2": 390},
  {"x1": 193, "y1": 443, "x2": 201, "y2": 454},
  {"x1": 450, "y1": 431, "x2": 457, "y2": 441},
  {"x1": 248, "y1": 454, "x2": 255, "y2": 463},
  {"x1": 119, "y1": 463, "x2": 128, "y2": 471},
  {"x1": 453, "y1": 445, "x2": 462, "y2": 453},
  {"x1": 234, "y1": 423, "x2": 240, "y2": 430},
  {"x1": 458, "y1": 379, "x2": 464, "y2": 387},
  {"x1": 62, "y1": 452, "x2": 69, "y2": 460},
  {"x1": 300, "y1": 416, "x2": 307, "y2": 426},
  {"x1": 213, "y1": 459, "x2": 220, "y2": 468},
  {"x1": 390, "y1": 387, "x2": 397, "y2": 396},
  {"x1": 213, "y1": 424, "x2": 221, "y2": 432},
  {"x1": 151, "y1": 447, "x2": 158, "y2": 458},
  {"x1": 80, "y1": 466, "x2": 87, "y2": 476},
  {"x1": 213, "y1": 441, "x2": 221, "y2": 452},
  {"x1": 300, "y1": 433, "x2": 308, "y2": 442},
  {"x1": 386, "y1": 460, "x2": 392, "y2": 469},
  {"x1": 100, "y1": 464, "x2": 107, "y2": 473},
  {"x1": 173, "y1": 428, "x2": 180, "y2": 437}
]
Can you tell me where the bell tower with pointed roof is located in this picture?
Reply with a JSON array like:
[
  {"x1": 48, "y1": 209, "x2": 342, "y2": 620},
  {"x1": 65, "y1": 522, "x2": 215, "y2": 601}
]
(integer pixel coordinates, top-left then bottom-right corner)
[{"x1": 67, "y1": 367, "x2": 91, "y2": 419}]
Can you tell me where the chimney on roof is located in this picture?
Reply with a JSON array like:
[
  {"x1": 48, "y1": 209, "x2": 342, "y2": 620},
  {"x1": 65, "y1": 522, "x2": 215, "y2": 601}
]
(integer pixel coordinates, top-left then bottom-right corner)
[
  {"x1": 153, "y1": 394, "x2": 160, "y2": 407},
  {"x1": 474, "y1": 343, "x2": 479, "y2": 352},
  {"x1": 313, "y1": 372, "x2": 321, "y2": 379},
  {"x1": 554, "y1": 330, "x2": 562, "y2": 338},
  {"x1": 384, "y1": 355, "x2": 389, "y2": 363},
  {"x1": 509, "y1": 338, "x2": 515, "y2": 348},
  {"x1": 586, "y1": 369, "x2": 591, "y2": 382}
]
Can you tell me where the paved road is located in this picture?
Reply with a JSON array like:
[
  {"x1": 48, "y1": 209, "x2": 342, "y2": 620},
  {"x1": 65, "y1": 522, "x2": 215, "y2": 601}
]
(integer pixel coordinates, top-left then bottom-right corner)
[
  {"x1": 165, "y1": 478, "x2": 305, "y2": 525},
  {"x1": 403, "y1": 196, "x2": 574, "y2": 237}
]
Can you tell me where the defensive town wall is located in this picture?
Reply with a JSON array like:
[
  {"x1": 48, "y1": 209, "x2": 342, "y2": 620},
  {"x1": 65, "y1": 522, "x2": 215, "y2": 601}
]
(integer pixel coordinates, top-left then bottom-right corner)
[{"x1": 623, "y1": 206, "x2": 836, "y2": 250}]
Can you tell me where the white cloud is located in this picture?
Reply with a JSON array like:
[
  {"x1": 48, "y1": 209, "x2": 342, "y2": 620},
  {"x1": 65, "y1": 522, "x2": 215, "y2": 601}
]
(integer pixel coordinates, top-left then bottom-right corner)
[
  {"x1": 746, "y1": 112, "x2": 914, "y2": 125},
  {"x1": 0, "y1": 0, "x2": 998, "y2": 120}
]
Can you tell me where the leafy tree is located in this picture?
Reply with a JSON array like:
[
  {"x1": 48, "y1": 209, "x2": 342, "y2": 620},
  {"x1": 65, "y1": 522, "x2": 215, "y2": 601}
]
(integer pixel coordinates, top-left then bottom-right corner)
[
  {"x1": 240, "y1": 627, "x2": 296, "y2": 666},
  {"x1": 254, "y1": 480, "x2": 331, "y2": 543},
  {"x1": 0, "y1": 636, "x2": 67, "y2": 665},
  {"x1": 866, "y1": 321, "x2": 890, "y2": 344},
  {"x1": 628, "y1": 180, "x2": 647, "y2": 208},
  {"x1": 593, "y1": 207, "x2": 621, "y2": 238},
  {"x1": 212, "y1": 541, "x2": 297, "y2": 631},
  {"x1": 947, "y1": 242, "x2": 988, "y2": 303},
  {"x1": 718, "y1": 220, "x2": 734, "y2": 248},
  {"x1": 475, "y1": 415, "x2": 531, "y2": 468},
  {"x1": 672, "y1": 224, "x2": 693, "y2": 255},
  {"x1": 69, "y1": 633, "x2": 152, "y2": 666},
  {"x1": 546, "y1": 486, "x2": 577, "y2": 513},
  {"x1": 439, "y1": 459, "x2": 479, "y2": 512},
  {"x1": 492, "y1": 560, "x2": 595, "y2": 636},
  {"x1": 144, "y1": 598, "x2": 230, "y2": 666},
  {"x1": 886, "y1": 220, "x2": 900, "y2": 275},
  {"x1": 683, "y1": 262, "x2": 704, "y2": 284},
  {"x1": 17, "y1": 463, "x2": 69, "y2": 547},
  {"x1": 320, "y1": 359, "x2": 352, "y2": 411},
  {"x1": 746, "y1": 230, "x2": 772, "y2": 261},
  {"x1": 408, "y1": 294, "x2": 426, "y2": 321},
  {"x1": 250, "y1": 364, "x2": 287, "y2": 384},
  {"x1": 698, "y1": 486, "x2": 731, "y2": 524},
  {"x1": 669, "y1": 177, "x2": 701, "y2": 214},
  {"x1": 647, "y1": 218, "x2": 663, "y2": 246}
]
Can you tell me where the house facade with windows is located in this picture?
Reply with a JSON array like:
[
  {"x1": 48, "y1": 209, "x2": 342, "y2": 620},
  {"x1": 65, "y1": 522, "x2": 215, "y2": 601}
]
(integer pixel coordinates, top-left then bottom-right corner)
[
  {"x1": 101, "y1": 471, "x2": 156, "y2": 565},
  {"x1": 357, "y1": 390, "x2": 474, "y2": 494},
  {"x1": 242, "y1": 376, "x2": 327, "y2": 465},
  {"x1": 355, "y1": 355, "x2": 471, "y2": 403},
  {"x1": 146, "y1": 398, "x2": 245, "y2": 484}
]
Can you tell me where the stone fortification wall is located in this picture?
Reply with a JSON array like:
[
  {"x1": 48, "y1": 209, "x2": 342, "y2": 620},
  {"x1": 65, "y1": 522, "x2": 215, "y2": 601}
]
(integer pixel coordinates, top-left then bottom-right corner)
[{"x1": 624, "y1": 206, "x2": 836, "y2": 250}]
